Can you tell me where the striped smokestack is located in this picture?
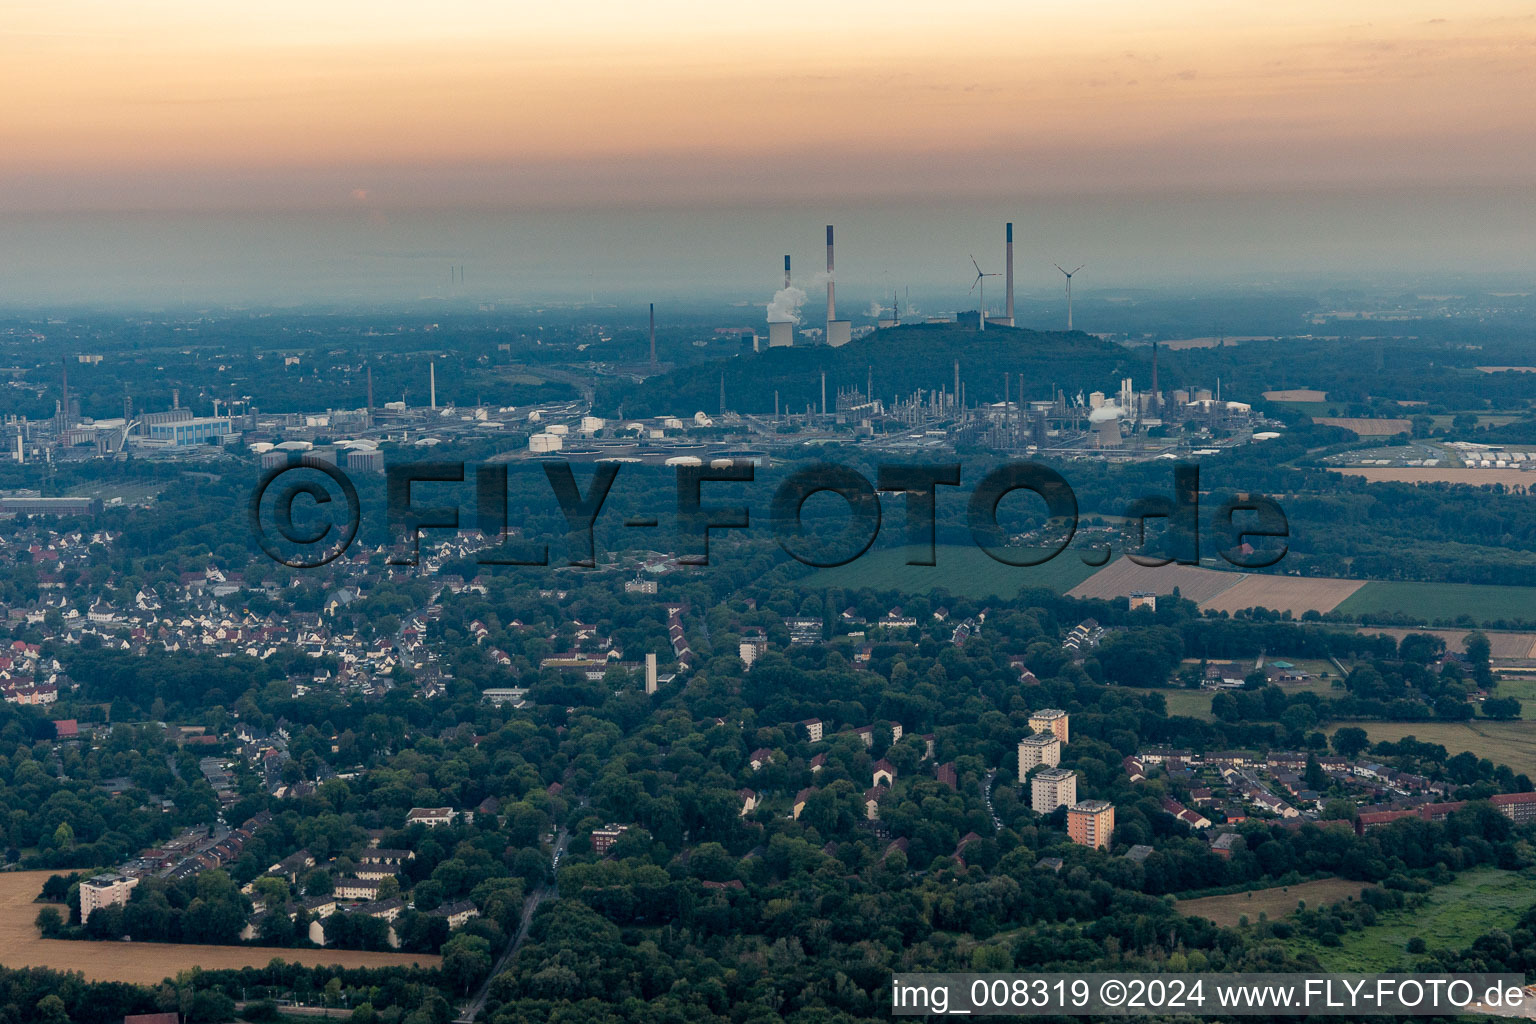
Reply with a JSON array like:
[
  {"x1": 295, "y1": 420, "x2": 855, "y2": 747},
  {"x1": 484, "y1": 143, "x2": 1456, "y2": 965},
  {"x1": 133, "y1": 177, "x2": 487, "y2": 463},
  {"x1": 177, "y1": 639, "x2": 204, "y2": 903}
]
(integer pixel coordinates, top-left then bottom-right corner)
[
  {"x1": 784, "y1": 254, "x2": 791, "y2": 290},
  {"x1": 1005, "y1": 222, "x2": 1014, "y2": 324},
  {"x1": 825, "y1": 225, "x2": 835, "y2": 326},
  {"x1": 649, "y1": 303, "x2": 656, "y2": 366}
]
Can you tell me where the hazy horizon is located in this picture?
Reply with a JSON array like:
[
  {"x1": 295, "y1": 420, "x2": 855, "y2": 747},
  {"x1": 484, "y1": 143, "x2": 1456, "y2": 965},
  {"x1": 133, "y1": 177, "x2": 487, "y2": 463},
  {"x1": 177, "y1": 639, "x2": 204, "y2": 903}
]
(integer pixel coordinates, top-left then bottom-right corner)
[{"x1": 1, "y1": 189, "x2": 1533, "y2": 311}]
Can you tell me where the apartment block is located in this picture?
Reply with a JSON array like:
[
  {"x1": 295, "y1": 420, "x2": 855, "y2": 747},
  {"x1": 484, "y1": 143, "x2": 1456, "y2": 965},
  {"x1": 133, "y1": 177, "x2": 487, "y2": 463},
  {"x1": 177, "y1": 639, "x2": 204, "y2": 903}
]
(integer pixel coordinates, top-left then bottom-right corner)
[
  {"x1": 1017, "y1": 732, "x2": 1062, "y2": 776},
  {"x1": 1068, "y1": 800, "x2": 1115, "y2": 850},
  {"x1": 80, "y1": 874, "x2": 138, "y2": 923},
  {"x1": 1028, "y1": 709, "x2": 1069, "y2": 745},
  {"x1": 1031, "y1": 767, "x2": 1077, "y2": 815}
]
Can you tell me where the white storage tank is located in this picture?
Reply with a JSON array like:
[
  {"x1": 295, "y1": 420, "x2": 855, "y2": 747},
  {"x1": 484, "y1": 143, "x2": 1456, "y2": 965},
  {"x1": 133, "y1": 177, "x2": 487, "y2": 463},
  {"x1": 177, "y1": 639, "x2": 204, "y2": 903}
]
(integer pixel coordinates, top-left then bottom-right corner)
[{"x1": 529, "y1": 433, "x2": 564, "y2": 453}]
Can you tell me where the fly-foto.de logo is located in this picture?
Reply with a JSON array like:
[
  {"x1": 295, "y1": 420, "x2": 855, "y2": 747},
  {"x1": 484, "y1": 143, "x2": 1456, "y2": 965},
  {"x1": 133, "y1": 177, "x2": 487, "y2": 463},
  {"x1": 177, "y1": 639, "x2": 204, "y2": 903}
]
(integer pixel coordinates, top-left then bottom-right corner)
[{"x1": 249, "y1": 459, "x2": 1288, "y2": 571}]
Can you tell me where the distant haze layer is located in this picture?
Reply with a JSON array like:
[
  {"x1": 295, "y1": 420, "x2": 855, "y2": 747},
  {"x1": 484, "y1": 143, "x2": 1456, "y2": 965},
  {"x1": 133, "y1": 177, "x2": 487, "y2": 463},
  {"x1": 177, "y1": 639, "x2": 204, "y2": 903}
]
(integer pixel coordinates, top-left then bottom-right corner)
[{"x1": 0, "y1": 193, "x2": 1531, "y2": 309}]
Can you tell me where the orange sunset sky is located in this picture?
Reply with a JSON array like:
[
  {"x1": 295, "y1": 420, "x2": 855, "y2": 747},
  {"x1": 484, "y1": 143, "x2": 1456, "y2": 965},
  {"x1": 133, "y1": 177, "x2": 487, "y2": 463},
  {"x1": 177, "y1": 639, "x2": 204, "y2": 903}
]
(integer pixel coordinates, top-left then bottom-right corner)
[
  {"x1": 4, "y1": 1, "x2": 1534, "y2": 208},
  {"x1": 0, "y1": 2, "x2": 1532, "y2": 305}
]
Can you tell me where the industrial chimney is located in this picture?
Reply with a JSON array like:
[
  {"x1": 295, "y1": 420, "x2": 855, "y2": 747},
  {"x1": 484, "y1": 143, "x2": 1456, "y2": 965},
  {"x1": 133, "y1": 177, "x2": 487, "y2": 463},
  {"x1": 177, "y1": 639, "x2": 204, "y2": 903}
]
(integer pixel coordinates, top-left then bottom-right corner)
[
  {"x1": 824, "y1": 225, "x2": 851, "y2": 347},
  {"x1": 1004, "y1": 222, "x2": 1015, "y2": 326},
  {"x1": 429, "y1": 361, "x2": 437, "y2": 409},
  {"x1": 784, "y1": 254, "x2": 791, "y2": 290},
  {"x1": 649, "y1": 303, "x2": 657, "y2": 367},
  {"x1": 825, "y1": 226, "x2": 836, "y2": 324}
]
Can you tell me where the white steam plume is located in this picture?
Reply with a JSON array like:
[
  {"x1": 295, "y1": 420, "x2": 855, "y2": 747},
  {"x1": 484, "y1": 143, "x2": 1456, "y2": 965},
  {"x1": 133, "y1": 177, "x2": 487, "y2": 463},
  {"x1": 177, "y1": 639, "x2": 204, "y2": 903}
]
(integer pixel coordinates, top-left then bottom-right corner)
[{"x1": 767, "y1": 285, "x2": 807, "y2": 323}]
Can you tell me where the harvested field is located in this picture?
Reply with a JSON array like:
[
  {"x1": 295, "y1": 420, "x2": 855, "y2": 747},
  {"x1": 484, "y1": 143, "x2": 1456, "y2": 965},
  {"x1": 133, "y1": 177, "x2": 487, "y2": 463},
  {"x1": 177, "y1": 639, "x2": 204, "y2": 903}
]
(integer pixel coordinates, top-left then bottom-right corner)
[
  {"x1": 1200, "y1": 574, "x2": 1364, "y2": 617},
  {"x1": 1263, "y1": 389, "x2": 1328, "y2": 402},
  {"x1": 1358, "y1": 627, "x2": 1536, "y2": 659},
  {"x1": 1176, "y1": 877, "x2": 1367, "y2": 928},
  {"x1": 0, "y1": 871, "x2": 440, "y2": 985},
  {"x1": 1069, "y1": 559, "x2": 1360, "y2": 617},
  {"x1": 1066, "y1": 557, "x2": 1242, "y2": 605},
  {"x1": 1332, "y1": 466, "x2": 1535, "y2": 489},
  {"x1": 1312, "y1": 417, "x2": 1413, "y2": 436}
]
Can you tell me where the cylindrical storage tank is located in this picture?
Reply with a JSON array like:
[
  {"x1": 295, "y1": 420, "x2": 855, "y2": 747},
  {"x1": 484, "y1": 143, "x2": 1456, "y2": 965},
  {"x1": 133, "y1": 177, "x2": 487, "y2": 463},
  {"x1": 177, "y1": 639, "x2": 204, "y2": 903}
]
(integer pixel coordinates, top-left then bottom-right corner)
[
  {"x1": 545, "y1": 423, "x2": 569, "y2": 435},
  {"x1": 529, "y1": 433, "x2": 564, "y2": 453},
  {"x1": 581, "y1": 416, "x2": 604, "y2": 433}
]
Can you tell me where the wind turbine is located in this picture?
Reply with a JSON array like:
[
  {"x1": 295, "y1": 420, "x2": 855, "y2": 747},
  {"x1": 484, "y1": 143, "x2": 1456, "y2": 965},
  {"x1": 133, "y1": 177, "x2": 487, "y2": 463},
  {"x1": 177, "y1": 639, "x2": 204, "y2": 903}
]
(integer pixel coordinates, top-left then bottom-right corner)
[
  {"x1": 1054, "y1": 264, "x2": 1084, "y2": 330},
  {"x1": 970, "y1": 256, "x2": 1000, "y2": 331}
]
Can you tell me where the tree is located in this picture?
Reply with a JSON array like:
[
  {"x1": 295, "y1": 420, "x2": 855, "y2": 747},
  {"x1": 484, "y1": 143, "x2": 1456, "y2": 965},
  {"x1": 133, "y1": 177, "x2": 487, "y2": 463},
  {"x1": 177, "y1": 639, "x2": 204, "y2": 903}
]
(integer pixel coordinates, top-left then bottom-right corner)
[
  {"x1": 1466, "y1": 632, "x2": 1494, "y2": 690},
  {"x1": 1332, "y1": 727, "x2": 1370, "y2": 760},
  {"x1": 34, "y1": 994, "x2": 70, "y2": 1024},
  {"x1": 252, "y1": 875, "x2": 290, "y2": 908},
  {"x1": 1304, "y1": 753, "x2": 1328, "y2": 792},
  {"x1": 1485, "y1": 697, "x2": 1522, "y2": 721},
  {"x1": 442, "y1": 932, "x2": 493, "y2": 993},
  {"x1": 35, "y1": 906, "x2": 64, "y2": 937}
]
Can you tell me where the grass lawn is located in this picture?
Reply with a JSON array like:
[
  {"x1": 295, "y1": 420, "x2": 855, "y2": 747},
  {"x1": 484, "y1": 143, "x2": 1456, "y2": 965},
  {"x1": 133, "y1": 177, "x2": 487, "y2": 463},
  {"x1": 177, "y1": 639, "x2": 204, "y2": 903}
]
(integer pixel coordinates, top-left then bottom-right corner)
[
  {"x1": 1162, "y1": 689, "x2": 1216, "y2": 721},
  {"x1": 1326, "y1": 720, "x2": 1536, "y2": 777},
  {"x1": 1338, "y1": 581, "x2": 1536, "y2": 626},
  {"x1": 1176, "y1": 877, "x2": 1368, "y2": 928},
  {"x1": 1495, "y1": 675, "x2": 1536, "y2": 703},
  {"x1": 1270, "y1": 401, "x2": 1337, "y2": 417},
  {"x1": 1286, "y1": 867, "x2": 1536, "y2": 971},
  {"x1": 1160, "y1": 661, "x2": 1343, "y2": 722},
  {"x1": 803, "y1": 543, "x2": 1100, "y2": 601}
]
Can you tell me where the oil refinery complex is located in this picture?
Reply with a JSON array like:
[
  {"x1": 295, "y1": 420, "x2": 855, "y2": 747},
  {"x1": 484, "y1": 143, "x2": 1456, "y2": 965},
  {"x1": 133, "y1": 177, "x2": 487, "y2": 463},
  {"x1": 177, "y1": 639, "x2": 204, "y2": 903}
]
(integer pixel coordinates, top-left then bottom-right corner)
[{"x1": 4, "y1": 221, "x2": 1275, "y2": 475}]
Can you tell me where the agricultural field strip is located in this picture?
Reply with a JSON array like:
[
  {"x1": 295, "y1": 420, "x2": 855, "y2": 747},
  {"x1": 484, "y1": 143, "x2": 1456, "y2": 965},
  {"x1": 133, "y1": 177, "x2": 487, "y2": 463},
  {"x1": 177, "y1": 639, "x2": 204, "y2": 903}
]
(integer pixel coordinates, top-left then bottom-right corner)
[{"x1": 0, "y1": 871, "x2": 440, "y2": 986}]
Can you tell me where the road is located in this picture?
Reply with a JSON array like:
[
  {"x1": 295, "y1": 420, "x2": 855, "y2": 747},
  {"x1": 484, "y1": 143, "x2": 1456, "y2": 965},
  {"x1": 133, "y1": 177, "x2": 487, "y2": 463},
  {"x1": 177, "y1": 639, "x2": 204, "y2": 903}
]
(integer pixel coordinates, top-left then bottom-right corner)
[
  {"x1": 982, "y1": 768, "x2": 1002, "y2": 831},
  {"x1": 456, "y1": 824, "x2": 570, "y2": 1023}
]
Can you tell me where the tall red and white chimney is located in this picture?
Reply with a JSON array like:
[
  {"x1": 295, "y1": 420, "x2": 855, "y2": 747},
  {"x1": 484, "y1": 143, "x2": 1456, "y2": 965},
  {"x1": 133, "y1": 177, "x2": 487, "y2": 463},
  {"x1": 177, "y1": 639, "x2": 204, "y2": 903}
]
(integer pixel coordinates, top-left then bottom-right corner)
[
  {"x1": 825, "y1": 225, "x2": 835, "y2": 326},
  {"x1": 1005, "y1": 222, "x2": 1015, "y2": 325}
]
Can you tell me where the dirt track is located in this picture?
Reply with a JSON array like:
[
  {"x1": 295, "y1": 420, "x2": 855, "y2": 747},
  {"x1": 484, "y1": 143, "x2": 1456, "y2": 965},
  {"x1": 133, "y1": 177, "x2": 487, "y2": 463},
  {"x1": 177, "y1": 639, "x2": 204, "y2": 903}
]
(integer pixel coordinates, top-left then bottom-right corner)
[{"x1": 0, "y1": 870, "x2": 440, "y2": 985}]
